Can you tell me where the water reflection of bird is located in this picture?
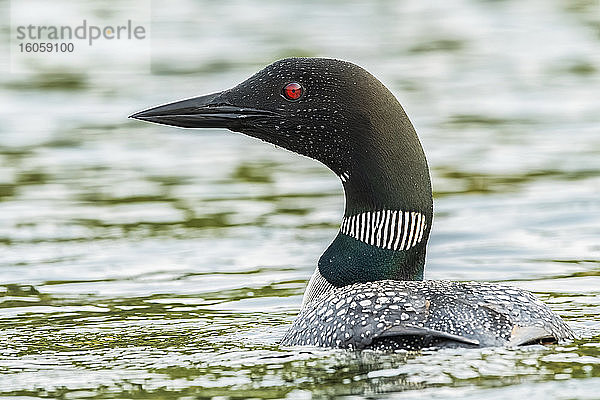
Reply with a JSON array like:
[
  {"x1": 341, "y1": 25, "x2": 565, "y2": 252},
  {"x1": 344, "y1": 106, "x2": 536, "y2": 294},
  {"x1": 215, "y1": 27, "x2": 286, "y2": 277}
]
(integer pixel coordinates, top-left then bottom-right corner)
[{"x1": 131, "y1": 58, "x2": 574, "y2": 350}]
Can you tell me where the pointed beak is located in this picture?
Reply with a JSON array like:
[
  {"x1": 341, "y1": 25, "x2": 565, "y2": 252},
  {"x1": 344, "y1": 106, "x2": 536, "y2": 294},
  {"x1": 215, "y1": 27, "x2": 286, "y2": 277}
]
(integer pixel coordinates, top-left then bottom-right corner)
[{"x1": 129, "y1": 92, "x2": 280, "y2": 129}]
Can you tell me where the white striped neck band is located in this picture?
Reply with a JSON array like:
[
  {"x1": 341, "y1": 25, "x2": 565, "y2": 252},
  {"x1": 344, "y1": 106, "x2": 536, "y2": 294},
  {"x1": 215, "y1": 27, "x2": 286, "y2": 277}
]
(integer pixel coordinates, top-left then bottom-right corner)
[{"x1": 340, "y1": 210, "x2": 427, "y2": 251}]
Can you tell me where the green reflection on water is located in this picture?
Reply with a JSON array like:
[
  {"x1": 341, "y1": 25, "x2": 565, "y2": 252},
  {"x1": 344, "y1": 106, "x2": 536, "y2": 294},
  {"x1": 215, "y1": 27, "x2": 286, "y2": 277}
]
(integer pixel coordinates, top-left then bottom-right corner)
[
  {"x1": 6, "y1": 72, "x2": 88, "y2": 91},
  {"x1": 433, "y1": 167, "x2": 600, "y2": 197}
]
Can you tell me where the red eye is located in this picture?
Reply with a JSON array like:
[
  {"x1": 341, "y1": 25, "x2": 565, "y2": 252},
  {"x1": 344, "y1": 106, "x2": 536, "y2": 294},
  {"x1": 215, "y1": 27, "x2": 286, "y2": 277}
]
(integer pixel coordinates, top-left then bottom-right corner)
[{"x1": 282, "y1": 82, "x2": 303, "y2": 101}]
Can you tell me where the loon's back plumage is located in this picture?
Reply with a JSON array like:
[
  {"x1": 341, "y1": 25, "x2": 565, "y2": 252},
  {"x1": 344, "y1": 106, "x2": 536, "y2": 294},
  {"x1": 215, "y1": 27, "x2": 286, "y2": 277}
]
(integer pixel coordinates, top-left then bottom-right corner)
[
  {"x1": 283, "y1": 280, "x2": 575, "y2": 350},
  {"x1": 132, "y1": 57, "x2": 575, "y2": 351}
]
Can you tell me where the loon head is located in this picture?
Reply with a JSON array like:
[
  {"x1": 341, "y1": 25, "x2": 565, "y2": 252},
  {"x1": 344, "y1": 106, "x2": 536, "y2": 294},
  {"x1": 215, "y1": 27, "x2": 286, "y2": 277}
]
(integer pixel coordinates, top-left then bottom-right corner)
[{"x1": 131, "y1": 57, "x2": 433, "y2": 289}]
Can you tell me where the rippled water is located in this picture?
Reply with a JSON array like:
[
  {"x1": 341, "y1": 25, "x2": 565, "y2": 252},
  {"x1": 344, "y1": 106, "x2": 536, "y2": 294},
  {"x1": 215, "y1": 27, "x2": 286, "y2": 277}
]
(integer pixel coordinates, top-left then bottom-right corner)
[{"x1": 1, "y1": 0, "x2": 600, "y2": 398}]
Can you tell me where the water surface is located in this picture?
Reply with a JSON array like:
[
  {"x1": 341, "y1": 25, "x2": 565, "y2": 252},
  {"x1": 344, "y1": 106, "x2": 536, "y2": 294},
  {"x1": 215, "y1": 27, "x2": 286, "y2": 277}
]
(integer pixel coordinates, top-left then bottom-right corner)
[{"x1": 1, "y1": 0, "x2": 599, "y2": 398}]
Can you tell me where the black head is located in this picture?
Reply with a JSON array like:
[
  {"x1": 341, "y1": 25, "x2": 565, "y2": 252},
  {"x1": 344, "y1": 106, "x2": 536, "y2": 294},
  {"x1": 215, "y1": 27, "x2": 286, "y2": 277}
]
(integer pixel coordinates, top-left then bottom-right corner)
[{"x1": 130, "y1": 58, "x2": 425, "y2": 186}]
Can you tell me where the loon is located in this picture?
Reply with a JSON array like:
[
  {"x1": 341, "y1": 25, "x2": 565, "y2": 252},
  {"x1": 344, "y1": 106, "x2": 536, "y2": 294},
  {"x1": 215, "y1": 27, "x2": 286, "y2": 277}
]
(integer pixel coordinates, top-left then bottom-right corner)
[{"x1": 131, "y1": 57, "x2": 575, "y2": 350}]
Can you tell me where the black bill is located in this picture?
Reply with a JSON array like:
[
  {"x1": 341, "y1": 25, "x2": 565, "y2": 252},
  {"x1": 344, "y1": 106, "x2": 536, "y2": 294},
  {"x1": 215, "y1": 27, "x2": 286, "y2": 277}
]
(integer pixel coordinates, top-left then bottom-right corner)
[{"x1": 129, "y1": 92, "x2": 280, "y2": 129}]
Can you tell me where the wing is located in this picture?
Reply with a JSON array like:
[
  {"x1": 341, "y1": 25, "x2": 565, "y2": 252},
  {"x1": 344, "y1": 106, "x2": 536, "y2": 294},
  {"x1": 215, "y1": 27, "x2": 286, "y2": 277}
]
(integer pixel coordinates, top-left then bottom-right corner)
[
  {"x1": 281, "y1": 280, "x2": 574, "y2": 350},
  {"x1": 506, "y1": 325, "x2": 557, "y2": 346}
]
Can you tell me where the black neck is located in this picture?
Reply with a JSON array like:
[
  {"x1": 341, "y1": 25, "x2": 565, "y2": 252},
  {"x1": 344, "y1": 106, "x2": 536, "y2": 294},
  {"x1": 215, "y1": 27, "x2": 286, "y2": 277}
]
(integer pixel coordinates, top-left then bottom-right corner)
[{"x1": 318, "y1": 100, "x2": 433, "y2": 287}]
